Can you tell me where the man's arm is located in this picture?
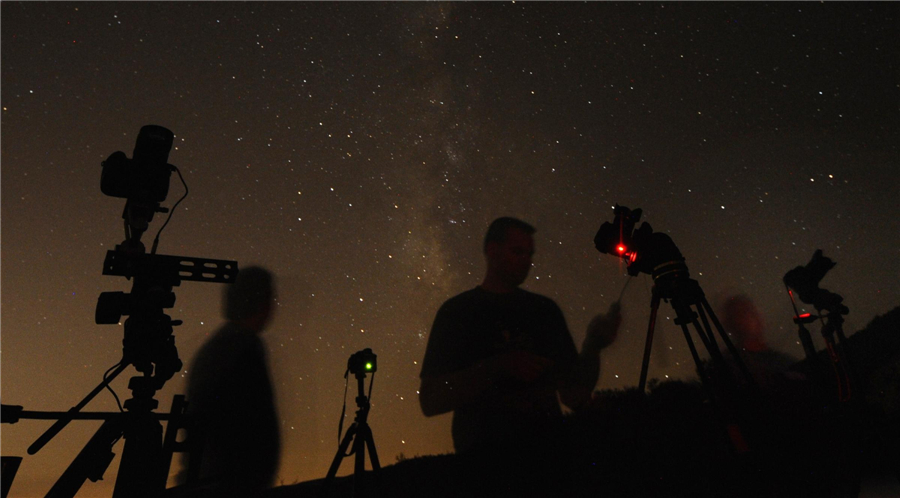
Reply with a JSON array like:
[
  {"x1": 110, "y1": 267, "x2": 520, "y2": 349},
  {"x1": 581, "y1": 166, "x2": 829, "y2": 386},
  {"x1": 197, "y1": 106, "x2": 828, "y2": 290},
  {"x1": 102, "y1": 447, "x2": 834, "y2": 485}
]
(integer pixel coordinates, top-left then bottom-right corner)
[{"x1": 559, "y1": 302, "x2": 621, "y2": 410}]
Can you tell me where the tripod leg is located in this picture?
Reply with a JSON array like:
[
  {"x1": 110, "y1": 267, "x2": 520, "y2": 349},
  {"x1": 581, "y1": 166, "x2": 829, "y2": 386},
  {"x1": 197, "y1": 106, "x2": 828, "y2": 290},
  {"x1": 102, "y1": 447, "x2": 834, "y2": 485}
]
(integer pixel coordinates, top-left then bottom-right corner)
[
  {"x1": 639, "y1": 288, "x2": 661, "y2": 393},
  {"x1": 694, "y1": 304, "x2": 719, "y2": 352},
  {"x1": 671, "y1": 299, "x2": 712, "y2": 354},
  {"x1": 361, "y1": 424, "x2": 385, "y2": 498},
  {"x1": 161, "y1": 395, "x2": 188, "y2": 485},
  {"x1": 354, "y1": 427, "x2": 366, "y2": 498},
  {"x1": 113, "y1": 411, "x2": 165, "y2": 498},
  {"x1": 47, "y1": 417, "x2": 124, "y2": 498},
  {"x1": 361, "y1": 424, "x2": 381, "y2": 471},
  {"x1": 325, "y1": 423, "x2": 359, "y2": 483},
  {"x1": 29, "y1": 362, "x2": 129, "y2": 456},
  {"x1": 678, "y1": 321, "x2": 709, "y2": 390},
  {"x1": 347, "y1": 424, "x2": 383, "y2": 498}
]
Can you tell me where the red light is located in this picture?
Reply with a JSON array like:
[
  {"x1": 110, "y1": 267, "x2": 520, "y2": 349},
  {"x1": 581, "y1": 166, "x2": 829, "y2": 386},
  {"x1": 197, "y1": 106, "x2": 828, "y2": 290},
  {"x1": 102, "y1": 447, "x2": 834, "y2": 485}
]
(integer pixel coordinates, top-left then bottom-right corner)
[
  {"x1": 798, "y1": 313, "x2": 811, "y2": 318},
  {"x1": 616, "y1": 245, "x2": 626, "y2": 254}
]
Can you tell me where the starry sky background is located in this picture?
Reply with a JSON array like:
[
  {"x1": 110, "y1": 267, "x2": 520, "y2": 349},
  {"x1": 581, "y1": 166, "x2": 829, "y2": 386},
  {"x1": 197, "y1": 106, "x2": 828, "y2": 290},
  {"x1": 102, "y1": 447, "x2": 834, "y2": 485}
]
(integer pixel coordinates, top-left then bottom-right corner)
[{"x1": 1, "y1": 2, "x2": 898, "y2": 496}]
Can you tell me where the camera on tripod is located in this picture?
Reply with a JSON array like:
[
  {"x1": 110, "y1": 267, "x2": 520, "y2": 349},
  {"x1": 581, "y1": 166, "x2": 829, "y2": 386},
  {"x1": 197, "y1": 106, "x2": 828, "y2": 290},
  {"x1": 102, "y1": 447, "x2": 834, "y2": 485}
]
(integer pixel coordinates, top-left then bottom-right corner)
[
  {"x1": 783, "y1": 249, "x2": 848, "y2": 315},
  {"x1": 101, "y1": 125, "x2": 174, "y2": 203},
  {"x1": 348, "y1": 348, "x2": 377, "y2": 376},
  {"x1": 591, "y1": 203, "x2": 758, "y2": 396},
  {"x1": 594, "y1": 204, "x2": 685, "y2": 279},
  {"x1": 1, "y1": 125, "x2": 241, "y2": 498}
]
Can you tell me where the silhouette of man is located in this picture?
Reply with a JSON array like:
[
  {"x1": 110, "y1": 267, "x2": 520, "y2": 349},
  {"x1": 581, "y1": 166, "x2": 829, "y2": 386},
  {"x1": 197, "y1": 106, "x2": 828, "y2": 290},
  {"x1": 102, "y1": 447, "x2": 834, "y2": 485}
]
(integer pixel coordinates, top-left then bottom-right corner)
[
  {"x1": 419, "y1": 217, "x2": 621, "y2": 454},
  {"x1": 719, "y1": 293, "x2": 799, "y2": 390},
  {"x1": 182, "y1": 266, "x2": 280, "y2": 498}
]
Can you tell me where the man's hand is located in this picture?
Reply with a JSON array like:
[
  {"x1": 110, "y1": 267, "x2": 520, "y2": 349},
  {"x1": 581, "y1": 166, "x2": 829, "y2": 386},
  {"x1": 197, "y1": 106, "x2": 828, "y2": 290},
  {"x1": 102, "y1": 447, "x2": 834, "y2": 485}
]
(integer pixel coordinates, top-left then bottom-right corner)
[
  {"x1": 559, "y1": 302, "x2": 621, "y2": 410},
  {"x1": 584, "y1": 302, "x2": 622, "y2": 352},
  {"x1": 494, "y1": 350, "x2": 554, "y2": 383}
]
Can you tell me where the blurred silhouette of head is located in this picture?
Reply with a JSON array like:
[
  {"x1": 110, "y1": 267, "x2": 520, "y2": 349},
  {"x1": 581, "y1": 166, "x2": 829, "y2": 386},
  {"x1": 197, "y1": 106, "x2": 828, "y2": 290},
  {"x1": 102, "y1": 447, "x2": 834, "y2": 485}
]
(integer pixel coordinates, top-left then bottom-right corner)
[
  {"x1": 720, "y1": 293, "x2": 767, "y2": 352},
  {"x1": 224, "y1": 266, "x2": 275, "y2": 333},
  {"x1": 483, "y1": 217, "x2": 535, "y2": 291}
]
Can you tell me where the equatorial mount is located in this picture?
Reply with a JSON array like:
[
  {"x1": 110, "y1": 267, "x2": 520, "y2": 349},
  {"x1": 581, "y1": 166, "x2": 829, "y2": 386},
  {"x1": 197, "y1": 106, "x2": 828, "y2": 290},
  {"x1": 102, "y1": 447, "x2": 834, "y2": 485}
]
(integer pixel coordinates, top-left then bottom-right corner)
[{"x1": 2, "y1": 125, "x2": 238, "y2": 498}]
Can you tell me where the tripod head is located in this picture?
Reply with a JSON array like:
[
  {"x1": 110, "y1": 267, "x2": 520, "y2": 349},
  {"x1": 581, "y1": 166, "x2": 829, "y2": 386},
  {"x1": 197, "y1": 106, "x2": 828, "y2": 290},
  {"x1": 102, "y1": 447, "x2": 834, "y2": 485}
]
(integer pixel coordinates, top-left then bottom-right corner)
[
  {"x1": 782, "y1": 249, "x2": 850, "y2": 352},
  {"x1": 783, "y1": 249, "x2": 849, "y2": 317},
  {"x1": 783, "y1": 250, "x2": 854, "y2": 402}
]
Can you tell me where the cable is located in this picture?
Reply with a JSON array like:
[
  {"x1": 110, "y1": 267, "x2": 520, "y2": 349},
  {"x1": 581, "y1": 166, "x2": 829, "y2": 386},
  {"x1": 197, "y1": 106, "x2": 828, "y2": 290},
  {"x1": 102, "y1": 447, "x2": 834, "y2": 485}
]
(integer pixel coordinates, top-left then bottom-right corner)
[
  {"x1": 150, "y1": 165, "x2": 189, "y2": 255},
  {"x1": 337, "y1": 369, "x2": 350, "y2": 444},
  {"x1": 616, "y1": 275, "x2": 634, "y2": 304},
  {"x1": 103, "y1": 361, "x2": 125, "y2": 412}
]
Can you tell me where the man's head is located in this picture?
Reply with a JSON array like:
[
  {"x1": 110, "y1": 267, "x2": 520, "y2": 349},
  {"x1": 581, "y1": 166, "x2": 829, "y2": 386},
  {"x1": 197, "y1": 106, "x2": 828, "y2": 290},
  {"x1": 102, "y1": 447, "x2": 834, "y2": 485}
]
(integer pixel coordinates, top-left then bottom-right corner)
[
  {"x1": 720, "y1": 293, "x2": 766, "y2": 351},
  {"x1": 483, "y1": 217, "x2": 535, "y2": 291},
  {"x1": 224, "y1": 266, "x2": 276, "y2": 333}
]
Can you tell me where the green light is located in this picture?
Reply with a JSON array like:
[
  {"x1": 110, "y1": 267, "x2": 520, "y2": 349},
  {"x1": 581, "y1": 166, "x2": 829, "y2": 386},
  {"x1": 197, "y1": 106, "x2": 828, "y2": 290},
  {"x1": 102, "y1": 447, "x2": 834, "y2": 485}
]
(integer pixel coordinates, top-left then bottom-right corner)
[{"x1": 366, "y1": 362, "x2": 373, "y2": 370}]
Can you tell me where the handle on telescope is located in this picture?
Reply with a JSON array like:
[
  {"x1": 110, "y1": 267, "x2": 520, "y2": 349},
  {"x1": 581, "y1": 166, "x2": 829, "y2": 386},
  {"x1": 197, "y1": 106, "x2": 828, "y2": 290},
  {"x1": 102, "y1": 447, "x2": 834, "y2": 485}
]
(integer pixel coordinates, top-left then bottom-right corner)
[
  {"x1": 27, "y1": 361, "x2": 129, "y2": 455},
  {"x1": 0, "y1": 405, "x2": 24, "y2": 424}
]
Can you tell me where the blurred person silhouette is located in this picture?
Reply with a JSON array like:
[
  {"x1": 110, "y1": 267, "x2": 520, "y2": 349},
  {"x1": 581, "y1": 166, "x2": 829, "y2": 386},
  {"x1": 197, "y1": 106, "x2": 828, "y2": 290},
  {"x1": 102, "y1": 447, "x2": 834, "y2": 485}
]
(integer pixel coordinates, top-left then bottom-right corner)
[
  {"x1": 719, "y1": 293, "x2": 799, "y2": 391},
  {"x1": 181, "y1": 266, "x2": 280, "y2": 498},
  {"x1": 418, "y1": 217, "x2": 621, "y2": 456}
]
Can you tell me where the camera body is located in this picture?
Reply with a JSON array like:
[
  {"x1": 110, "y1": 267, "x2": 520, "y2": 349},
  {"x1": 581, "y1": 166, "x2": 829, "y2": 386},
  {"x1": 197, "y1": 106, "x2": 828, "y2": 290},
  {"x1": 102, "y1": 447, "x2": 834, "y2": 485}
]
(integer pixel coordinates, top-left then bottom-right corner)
[
  {"x1": 348, "y1": 348, "x2": 377, "y2": 376},
  {"x1": 100, "y1": 125, "x2": 174, "y2": 203},
  {"x1": 594, "y1": 204, "x2": 685, "y2": 277}
]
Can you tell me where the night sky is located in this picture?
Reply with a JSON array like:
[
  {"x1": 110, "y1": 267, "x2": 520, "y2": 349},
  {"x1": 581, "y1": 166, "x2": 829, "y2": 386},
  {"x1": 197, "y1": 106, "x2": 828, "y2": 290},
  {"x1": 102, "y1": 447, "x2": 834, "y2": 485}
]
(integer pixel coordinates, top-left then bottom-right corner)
[{"x1": 2, "y1": 2, "x2": 898, "y2": 496}]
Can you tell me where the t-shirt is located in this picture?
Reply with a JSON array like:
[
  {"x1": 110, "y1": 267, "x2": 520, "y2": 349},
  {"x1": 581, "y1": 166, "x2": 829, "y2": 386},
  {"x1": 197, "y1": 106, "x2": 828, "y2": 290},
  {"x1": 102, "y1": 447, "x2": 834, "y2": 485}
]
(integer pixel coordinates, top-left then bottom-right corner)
[{"x1": 420, "y1": 286, "x2": 578, "y2": 453}]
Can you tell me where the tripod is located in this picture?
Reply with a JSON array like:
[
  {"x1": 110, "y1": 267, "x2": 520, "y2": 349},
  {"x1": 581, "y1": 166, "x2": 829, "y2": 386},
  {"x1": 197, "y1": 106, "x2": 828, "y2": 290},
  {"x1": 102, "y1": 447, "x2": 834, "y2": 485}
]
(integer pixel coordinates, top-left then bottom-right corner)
[
  {"x1": 638, "y1": 262, "x2": 756, "y2": 399},
  {"x1": 323, "y1": 370, "x2": 382, "y2": 498},
  {"x1": 11, "y1": 249, "x2": 236, "y2": 497},
  {"x1": 15, "y1": 374, "x2": 189, "y2": 498},
  {"x1": 787, "y1": 303, "x2": 855, "y2": 406},
  {"x1": 2, "y1": 125, "x2": 238, "y2": 497},
  {"x1": 593, "y1": 204, "x2": 755, "y2": 396}
]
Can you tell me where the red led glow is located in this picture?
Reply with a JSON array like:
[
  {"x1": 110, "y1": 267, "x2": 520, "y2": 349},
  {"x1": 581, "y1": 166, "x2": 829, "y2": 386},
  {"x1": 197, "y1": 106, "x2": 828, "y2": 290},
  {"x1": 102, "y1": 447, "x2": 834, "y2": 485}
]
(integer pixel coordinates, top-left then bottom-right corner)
[
  {"x1": 798, "y1": 313, "x2": 811, "y2": 318},
  {"x1": 617, "y1": 245, "x2": 626, "y2": 254}
]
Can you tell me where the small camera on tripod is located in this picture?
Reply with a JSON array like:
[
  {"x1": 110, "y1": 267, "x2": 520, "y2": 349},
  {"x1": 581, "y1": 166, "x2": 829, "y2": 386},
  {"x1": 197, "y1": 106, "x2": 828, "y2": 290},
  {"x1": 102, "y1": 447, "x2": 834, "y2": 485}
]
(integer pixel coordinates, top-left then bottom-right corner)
[{"x1": 348, "y1": 348, "x2": 377, "y2": 376}]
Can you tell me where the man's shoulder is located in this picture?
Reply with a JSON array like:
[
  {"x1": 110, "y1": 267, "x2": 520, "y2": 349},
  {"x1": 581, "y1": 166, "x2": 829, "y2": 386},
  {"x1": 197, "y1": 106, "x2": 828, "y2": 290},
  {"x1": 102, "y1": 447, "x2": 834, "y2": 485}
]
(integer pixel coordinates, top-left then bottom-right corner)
[
  {"x1": 441, "y1": 287, "x2": 560, "y2": 306},
  {"x1": 209, "y1": 322, "x2": 258, "y2": 344},
  {"x1": 440, "y1": 287, "x2": 484, "y2": 308},
  {"x1": 193, "y1": 323, "x2": 260, "y2": 363}
]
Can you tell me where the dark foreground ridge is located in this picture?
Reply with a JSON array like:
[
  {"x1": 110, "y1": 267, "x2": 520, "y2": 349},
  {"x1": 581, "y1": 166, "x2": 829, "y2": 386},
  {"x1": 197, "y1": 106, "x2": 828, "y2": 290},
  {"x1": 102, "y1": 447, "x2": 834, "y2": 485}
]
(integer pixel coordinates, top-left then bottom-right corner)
[{"x1": 272, "y1": 306, "x2": 900, "y2": 498}]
